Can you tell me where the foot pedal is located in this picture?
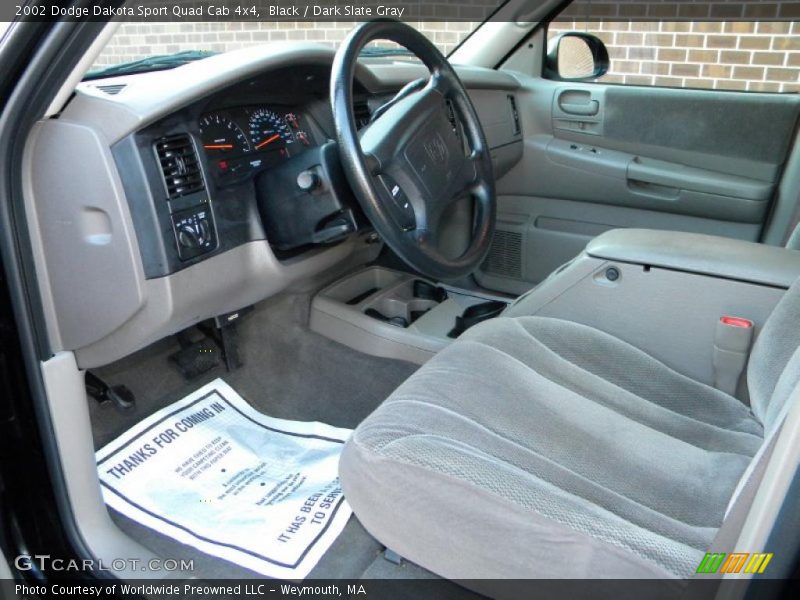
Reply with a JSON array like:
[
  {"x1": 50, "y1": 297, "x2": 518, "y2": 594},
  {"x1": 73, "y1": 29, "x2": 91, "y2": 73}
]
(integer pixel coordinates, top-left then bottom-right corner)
[
  {"x1": 86, "y1": 371, "x2": 135, "y2": 411},
  {"x1": 169, "y1": 337, "x2": 221, "y2": 380},
  {"x1": 198, "y1": 307, "x2": 252, "y2": 372},
  {"x1": 213, "y1": 308, "x2": 251, "y2": 371}
]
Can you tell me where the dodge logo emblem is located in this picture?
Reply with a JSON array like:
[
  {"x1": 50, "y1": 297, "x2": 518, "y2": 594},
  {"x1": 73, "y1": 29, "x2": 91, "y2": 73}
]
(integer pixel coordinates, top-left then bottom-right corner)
[{"x1": 423, "y1": 133, "x2": 448, "y2": 165}]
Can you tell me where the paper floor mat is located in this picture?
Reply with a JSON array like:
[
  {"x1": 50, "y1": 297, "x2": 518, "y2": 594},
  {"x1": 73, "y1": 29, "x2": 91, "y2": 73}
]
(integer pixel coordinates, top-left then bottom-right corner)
[{"x1": 96, "y1": 378, "x2": 352, "y2": 579}]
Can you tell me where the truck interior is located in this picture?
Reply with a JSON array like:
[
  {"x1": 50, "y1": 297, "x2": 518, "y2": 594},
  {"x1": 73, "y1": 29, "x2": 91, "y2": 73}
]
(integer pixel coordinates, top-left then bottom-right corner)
[{"x1": 3, "y1": 0, "x2": 800, "y2": 596}]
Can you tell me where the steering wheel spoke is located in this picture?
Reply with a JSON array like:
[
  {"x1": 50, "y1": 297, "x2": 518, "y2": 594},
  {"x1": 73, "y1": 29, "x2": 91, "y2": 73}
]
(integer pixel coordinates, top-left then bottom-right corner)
[
  {"x1": 332, "y1": 20, "x2": 496, "y2": 280},
  {"x1": 405, "y1": 225, "x2": 436, "y2": 249},
  {"x1": 430, "y1": 70, "x2": 456, "y2": 97},
  {"x1": 373, "y1": 172, "x2": 418, "y2": 232},
  {"x1": 359, "y1": 85, "x2": 445, "y2": 171},
  {"x1": 447, "y1": 151, "x2": 481, "y2": 202}
]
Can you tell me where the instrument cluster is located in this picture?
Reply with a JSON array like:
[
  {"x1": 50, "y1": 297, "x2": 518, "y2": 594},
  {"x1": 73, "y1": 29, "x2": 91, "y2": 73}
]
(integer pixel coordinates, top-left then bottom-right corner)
[{"x1": 198, "y1": 106, "x2": 315, "y2": 182}]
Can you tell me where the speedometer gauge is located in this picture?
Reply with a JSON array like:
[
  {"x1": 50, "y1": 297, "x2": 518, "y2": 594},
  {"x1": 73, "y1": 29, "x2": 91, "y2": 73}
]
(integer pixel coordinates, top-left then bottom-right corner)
[
  {"x1": 199, "y1": 114, "x2": 251, "y2": 154},
  {"x1": 248, "y1": 109, "x2": 294, "y2": 151}
]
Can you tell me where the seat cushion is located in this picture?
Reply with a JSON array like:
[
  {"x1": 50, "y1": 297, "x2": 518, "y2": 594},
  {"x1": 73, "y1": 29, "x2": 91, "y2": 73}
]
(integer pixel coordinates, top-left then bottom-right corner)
[{"x1": 339, "y1": 316, "x2": 763, "y2": 581}]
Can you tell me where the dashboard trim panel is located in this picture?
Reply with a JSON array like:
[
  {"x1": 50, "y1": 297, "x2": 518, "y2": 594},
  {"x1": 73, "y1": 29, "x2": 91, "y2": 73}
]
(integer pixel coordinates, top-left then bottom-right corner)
[{"x1": 24, "y1": 42, "x2": 522, "y2": 367}]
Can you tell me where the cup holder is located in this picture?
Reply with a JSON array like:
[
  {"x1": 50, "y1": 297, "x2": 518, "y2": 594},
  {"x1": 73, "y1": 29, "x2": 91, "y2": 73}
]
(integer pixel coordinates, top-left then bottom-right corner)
[
  {"x1": 412, "y1": 280, "x2": 448, "y2": 303},
  {"x1": 320, "y1": 267, "x2": 405, "y2": 306},
  {"x1": 362, "y1": 279, "x2": 446, "y2": 328},
  {"x1": 365, "y1": 297, "x2": 440, "y2": 328},
  {"x1": 448, "y1": 300, "x2": 507, "y2": 338}
]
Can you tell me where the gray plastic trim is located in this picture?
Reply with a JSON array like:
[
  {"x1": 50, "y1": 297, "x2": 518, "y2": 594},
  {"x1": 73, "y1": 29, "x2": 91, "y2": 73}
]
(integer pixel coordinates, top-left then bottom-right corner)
[
  {"x1": 65, "y1": 43, "x2": 519, "y2": 145},
  {"x1": 504, "y1": 253, "x2": 785, "y2": 390},
  {"x1": 41, "y1": 351, "x2": 178, "y2": 580},
  {"x1": 627, "y1": 157, "x2": 773, "y2": 203},
  {"x1": 25, "y1": 119, "x2": 146, "y2": 351},
  {"x1": 367, "y1": 61, "x2": 520, "y2": 91},
  {"x1": 470, "y1": 89, "x2": 524, "y2": 149},
  {"x1": 763, "y1": 128, "x2": 800, "y2": 247},
  {"x1": 24, "y1": 44, "x2": 524, "y2": 366},
  {"x1": 587, "y1": 229, "x2": 800, "y2": 288},
  {"x1": 44, "y1": 21, "x2": 118, "y2": 117},
  {"x1": 74, "y1": 236, "x2": 378, "y2": 368},
  {"x1": 310, "y1": 267, "x2": 505, "y2": 364},
  {"x1": 481, "y1": 68, "x2": 800, "y2": 295},
  {"x1": 477, "y1": 195, "x2": 762, "y2": 292},
  {"x1": 507, "y1": 135, "x2": 772, "y2": 223}
]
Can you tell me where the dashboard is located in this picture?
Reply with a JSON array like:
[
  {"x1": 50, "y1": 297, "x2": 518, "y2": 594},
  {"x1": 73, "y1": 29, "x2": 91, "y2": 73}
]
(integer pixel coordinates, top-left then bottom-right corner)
[
  {"x1": 109, "y1": 62, "x2": 376, "y2": 278},
  {"x1": 26, "y1": 44, "x2": 523, "y2": 367}
]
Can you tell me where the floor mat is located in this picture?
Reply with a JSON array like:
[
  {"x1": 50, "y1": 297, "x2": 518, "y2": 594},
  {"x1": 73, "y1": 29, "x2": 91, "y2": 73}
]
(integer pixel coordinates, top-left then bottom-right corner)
[
  {"x1": 96, "y1": 378, "x2": 352, "y2": 580},
  {"x1": 91, "y1": 292, "x2": 418, "y2": 450}
]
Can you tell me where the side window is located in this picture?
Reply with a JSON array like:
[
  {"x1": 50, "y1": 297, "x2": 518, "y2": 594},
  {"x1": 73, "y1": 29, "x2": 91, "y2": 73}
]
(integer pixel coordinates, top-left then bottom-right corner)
[{"x1": 547, "y1": 18, "x2": 800, "y2": 93}]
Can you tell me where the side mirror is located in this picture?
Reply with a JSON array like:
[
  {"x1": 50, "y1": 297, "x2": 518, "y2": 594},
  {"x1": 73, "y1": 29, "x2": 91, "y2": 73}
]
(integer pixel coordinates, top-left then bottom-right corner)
[{"x1": 546, "y1": 32, "x2": 610, "y2": 81}]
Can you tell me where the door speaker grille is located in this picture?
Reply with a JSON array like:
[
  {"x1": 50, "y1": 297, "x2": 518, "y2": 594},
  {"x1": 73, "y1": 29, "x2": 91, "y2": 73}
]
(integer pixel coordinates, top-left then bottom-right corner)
[{"x1": 482, "y1": 229, "x2": 522, "y2": 279}]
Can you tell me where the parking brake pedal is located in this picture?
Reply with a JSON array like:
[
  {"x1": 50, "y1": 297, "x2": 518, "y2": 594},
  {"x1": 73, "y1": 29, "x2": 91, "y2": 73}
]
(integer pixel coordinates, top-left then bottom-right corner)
[{"x1": 86, "y1": 371, "x2": 135, "y2": 411}]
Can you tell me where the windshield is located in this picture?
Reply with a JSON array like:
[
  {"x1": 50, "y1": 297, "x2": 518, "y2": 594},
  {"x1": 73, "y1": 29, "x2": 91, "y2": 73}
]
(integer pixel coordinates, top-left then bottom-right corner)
[
  {"x1": 84, "y1": 50, "x2": 219, "y2": 80},
  {"x1": 87, "y1": 19, "x2": 489, "y2": 80}
]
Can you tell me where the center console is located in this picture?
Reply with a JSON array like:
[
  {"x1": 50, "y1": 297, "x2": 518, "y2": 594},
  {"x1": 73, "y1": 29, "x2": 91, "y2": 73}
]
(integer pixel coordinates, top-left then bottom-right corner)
[
  {"x1": 312, "y1": 229, "x2": 800, "y2": 397},
  {"x1": 310, "y1": 267, "x2": 509, "y2": 364},
  {"x1": 505, "y1": 229, "x2": 800, "y2": 398}
]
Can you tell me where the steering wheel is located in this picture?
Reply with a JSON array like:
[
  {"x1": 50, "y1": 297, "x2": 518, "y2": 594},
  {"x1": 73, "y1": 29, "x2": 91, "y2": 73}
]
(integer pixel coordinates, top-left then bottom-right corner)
[{"x1": 331, "y1": 20, "x2": 496, "y2": 280}]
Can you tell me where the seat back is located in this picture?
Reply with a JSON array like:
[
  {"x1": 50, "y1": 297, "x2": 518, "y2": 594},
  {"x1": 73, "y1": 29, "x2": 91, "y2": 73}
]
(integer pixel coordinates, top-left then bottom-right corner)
[{"x1": 748, "y1": 277, "x2": 800, "y2": 430}]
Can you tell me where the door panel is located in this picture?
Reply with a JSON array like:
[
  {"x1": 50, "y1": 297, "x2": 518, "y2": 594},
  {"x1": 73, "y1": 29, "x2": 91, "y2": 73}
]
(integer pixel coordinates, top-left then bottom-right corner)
[{"x1": 477, "y1": 78, "x2": 800, "y2": 295}]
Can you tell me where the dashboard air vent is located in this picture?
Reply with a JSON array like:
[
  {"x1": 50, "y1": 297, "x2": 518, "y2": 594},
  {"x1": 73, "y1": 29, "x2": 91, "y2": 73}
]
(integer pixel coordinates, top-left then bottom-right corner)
[
  {"x1": 95, "y1": 83, "x2": 127, "y2": 95},
  {"x1": 353, "y1": 99, "x2": 371, "y2": 129},
  {"x1": 154, "y1": 135, "x2": 205, "y2": 200}
]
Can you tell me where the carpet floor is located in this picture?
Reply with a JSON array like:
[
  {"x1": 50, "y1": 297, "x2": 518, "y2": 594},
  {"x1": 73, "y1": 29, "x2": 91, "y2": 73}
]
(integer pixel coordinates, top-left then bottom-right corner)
[{"x1": 89, "y1": 291, "x2": 432, "y2": 582}]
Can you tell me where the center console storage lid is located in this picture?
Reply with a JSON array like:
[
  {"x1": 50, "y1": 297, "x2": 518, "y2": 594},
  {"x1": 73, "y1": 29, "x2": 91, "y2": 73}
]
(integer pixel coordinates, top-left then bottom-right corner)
[{"x1": 587, "y1": 229, "x2": 800, "y2": 288}]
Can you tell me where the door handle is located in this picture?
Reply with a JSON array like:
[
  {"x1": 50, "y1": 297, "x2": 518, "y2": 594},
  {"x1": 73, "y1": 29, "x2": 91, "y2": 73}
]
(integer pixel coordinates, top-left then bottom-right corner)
[{"x1": 559, "y1": 100, "x2": 599, "y2": 116}]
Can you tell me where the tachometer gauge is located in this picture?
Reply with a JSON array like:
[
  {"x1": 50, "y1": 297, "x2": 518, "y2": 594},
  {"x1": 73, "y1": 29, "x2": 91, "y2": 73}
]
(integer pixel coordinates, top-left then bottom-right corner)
[
  {"x1": 248, "y1": 108, "x2": 294, "y2": 151},
  {"x1": 199, "y1": 114, "x2": 251, "y2": 154}
]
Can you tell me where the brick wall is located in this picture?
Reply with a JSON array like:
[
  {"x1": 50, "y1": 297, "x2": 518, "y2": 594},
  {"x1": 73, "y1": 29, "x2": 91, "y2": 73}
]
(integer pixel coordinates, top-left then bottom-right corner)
[
  {"x1": 549, "y1": 20, "x2": 800, "y2": 92},
  {"x1": 92, "y1": 3, "x2": 800, "y2": 94},
  {"x1": 92, "y1": 21, "x2": 478, "y2": 68}
]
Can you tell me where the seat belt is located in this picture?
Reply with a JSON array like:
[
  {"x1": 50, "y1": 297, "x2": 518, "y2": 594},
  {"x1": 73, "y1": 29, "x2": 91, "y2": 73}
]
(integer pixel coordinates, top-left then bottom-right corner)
[{"x1": 713, "y1": 316, "x2": 754, "y2": 396}]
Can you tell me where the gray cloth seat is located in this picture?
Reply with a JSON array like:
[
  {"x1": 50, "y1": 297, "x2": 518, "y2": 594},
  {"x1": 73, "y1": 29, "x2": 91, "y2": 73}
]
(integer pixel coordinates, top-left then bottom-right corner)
[{"x1": 340, "y1": 279, "x2": 800, "y2": 580}]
